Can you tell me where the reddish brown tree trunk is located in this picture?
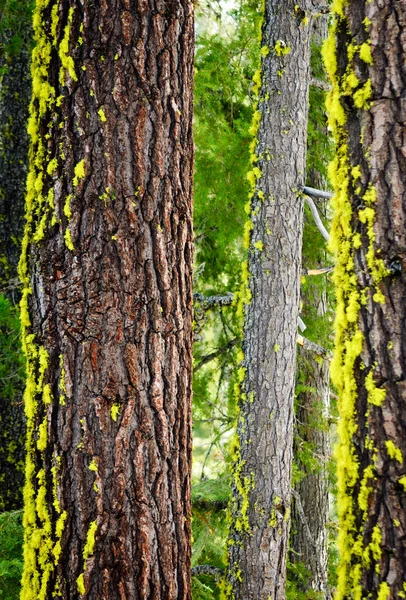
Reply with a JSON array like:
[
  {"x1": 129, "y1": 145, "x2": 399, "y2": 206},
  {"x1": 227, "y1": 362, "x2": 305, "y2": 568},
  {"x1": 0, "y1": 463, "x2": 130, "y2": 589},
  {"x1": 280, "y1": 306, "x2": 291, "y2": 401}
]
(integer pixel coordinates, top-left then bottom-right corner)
[{"x1": 19, "y1": 2, "x2": 194, "y2": 599}]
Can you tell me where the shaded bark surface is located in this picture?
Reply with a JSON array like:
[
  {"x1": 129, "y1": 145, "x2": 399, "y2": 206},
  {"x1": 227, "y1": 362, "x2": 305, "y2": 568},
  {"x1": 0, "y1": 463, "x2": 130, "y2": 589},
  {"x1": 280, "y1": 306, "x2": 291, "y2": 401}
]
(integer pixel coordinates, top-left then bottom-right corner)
[
  {"x1": 226, "y1": 1, "x2": 319, "y2": 598},
  {"x1": 0, "y1": 20, "x2": 32, "y2": 510},
  {"x1": 292, "y1": 345, "x2": 330, "y2": 595},
  {"x1": 332, "y1": 0, "x2": 406, "y2": 596},
  {"x1": 290, "y1": 16, "x2": 331, "y2": 595},
  {"x1": 0, "y1": 24, "x2": 31, "y2": 300},
  {"x1": 21, "y1": 1, "x2": 194, "y2": 598}
]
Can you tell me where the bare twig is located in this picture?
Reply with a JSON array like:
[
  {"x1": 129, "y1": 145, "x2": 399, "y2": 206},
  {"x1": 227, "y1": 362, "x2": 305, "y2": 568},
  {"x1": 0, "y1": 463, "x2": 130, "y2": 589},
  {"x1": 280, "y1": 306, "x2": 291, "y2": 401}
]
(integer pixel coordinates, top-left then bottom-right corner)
[
  {"x1": 302, "y1": 267, "x2": 333, "y2": 276},
  {"x1": 303, "y1": 185, "x2": 333, "y2": 200},
  {"x1": 297, "y1": 334, "x2": 330, "y2": 358},
  {"x1": 298, "y1": 316, "x2": 307, "y2": 332},
  {"x1": 305, "y1": 196, "x2": 330, "y2": 242},
  {"x1": 310, "y1": 77, "x2": 331, "y2": 92}
]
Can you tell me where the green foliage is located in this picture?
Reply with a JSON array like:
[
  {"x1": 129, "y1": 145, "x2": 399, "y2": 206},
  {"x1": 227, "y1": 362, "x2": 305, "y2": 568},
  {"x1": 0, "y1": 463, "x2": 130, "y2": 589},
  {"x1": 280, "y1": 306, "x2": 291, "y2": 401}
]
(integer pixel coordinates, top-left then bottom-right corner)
[
  {"x1": 0, "y1": 510, "x2": 23, "y2": 599},
  {"x1": 286, "y1": 559, "x2": 323, "y2": 600},
  {"x1": 0, "y1": 295, "x2": 25, "y2": 512},
  {"x1": 194, "y1": 0, "x2": 261, "y2": 292},
  {"x1": 0, "y1": 0, "x2": 33, "y2": 65},
  {"x1": 192, "y1": 478, "x2": 229, "y2": 600},
  {"x1": 0, "y1": 295, "x2": 24, "y2": 403}
]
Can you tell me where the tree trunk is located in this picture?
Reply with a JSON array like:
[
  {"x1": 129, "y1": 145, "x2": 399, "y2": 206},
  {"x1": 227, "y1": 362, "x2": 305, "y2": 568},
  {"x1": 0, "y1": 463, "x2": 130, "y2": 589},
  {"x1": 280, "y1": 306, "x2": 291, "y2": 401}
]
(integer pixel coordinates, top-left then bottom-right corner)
[
  {"x1": 0, "y1": 18, "x2": 31, "y2": 301},
  {"x1": 224, "y1": 1, "x2": 316, "y2": 598},
  {"x1": 0, "y1": 15, "x2": 32, "y2": 511},
  {"x1": 292, "y1": 343, "x2": 330, "y2": 595},
  {"x1": 326, "y1": 0, "x2": 406, "y2": 597},
  {"x1": 19, "y1": 2, "x2": 194, "y2": 599},
  {"x1": 290, "y1": 15, "x2": 331, "y2": 596}
]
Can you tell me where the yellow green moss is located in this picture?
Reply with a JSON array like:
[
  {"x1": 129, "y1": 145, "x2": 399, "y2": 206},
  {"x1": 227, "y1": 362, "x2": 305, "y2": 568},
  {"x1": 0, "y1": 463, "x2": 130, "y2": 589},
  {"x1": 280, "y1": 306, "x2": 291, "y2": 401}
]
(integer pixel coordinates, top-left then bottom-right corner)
[
  {"x1": 46, "y1": 158, "x2": 58, "y2": 176},
  {"x1": 63, "y1": 194, "x2": 73, "y2": 220},
  {"x1": 88, "y1": 459, "x2": 98, "y2": 472},
  {"x1": 385, "y1": 440, "x2": 403, "y2": 464},
  {"x1": 58, "y1": 8, "x2": 77, "y2": 84},
  {"x1": 77, "y1": 520, "x2": 98, "y2": 595},
  {"x1": 64, "y1": 228, "x2": 74, "y2": 251},
  {"x1": 98, "y1": 107, "x2": 107, "y2": 122},
  {"x1": 359, "y1": 42, "x2": 373, "y2": 65},
  {"x1": 399, "y1": 476, "x2": 406, "y2": 489},
  {"x1": 73, "y1": 159, "x2": 85, "y2": 187},
  {"x1": 365, "y1": 371, "x2": 386, "y2": 406},
  {"x1": 377, "y1": 582, "x2": 390, "y2": 600},
  {"x1": 111, "y1": 403, "x2": 120, "y2": 421},
  {"x1": 274, "y1": 40, "x2": 291, "y2": 57}
]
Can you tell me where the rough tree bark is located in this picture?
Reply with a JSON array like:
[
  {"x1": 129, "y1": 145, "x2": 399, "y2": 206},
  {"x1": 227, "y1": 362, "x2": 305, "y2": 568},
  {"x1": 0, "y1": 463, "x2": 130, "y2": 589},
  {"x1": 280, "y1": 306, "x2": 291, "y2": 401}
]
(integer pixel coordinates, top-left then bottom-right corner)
[
  {"x1": 224, "y1": 1, "x2": 320, "y2": 598},
  {"x1": 290, "y1": 15, "x2": 331, "y2": 596},
  {"x1": 19, "y1": 1, "x2": 194, "y2": 599},
  {"x1": 0, "y1": 11, "x2": 32, "y2": 511},
  {"x1": 292, "y1": 344, "x2": 330, "y2": 595},
  {"x1": 325, "y1": 0, "x2": 406, "y2": 597}
]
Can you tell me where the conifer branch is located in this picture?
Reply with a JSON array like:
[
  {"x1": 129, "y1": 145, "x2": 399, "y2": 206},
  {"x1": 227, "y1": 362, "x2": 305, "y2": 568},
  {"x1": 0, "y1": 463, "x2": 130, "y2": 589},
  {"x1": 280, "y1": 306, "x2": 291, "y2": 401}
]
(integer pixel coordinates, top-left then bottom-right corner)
[
  {"x1": 297, "y1": 334, "x2": 329, "y2": 358},
  {"x1": 194, "y1": 338, "x2": 240, "y2": 371},
  {"x1": 310, "y1": 77, "x2": 331, "y2": 92},
  {"x1": 193, "y1": 292, "x2": 234, "y2": 309},
  {"x1": 191, "y1": 565, "x2": 224, "y2": 579}
]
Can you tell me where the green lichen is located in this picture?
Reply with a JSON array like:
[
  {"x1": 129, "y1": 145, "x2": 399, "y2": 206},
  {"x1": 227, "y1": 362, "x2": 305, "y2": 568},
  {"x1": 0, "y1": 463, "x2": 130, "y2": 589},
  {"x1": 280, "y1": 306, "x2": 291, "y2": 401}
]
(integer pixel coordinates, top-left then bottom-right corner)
[
  {"x1": 77, "y1": 520, "x2": 98, "y2": 595},
  {"x1": 58, "y1": 7, "x2": 77, "y2": 84},
  {"x1": 111, "y1": 404, "x2": 120, "y2": 421},
  {"x1": 73, "y1": 159, "x2": 85, "y2": 187},
  {"x1": 385, "y1": 440, "x2": 403, "y2": 464},
  {"x1": 64, "y1": 228, "x2": 74, "y2": 251},
  {"x1": 359, "y1": 42, "x2": 373, "y2": 65},
  {"x1": 274, "y1": 40, "x2": 291, "y2": 57},
  {"x1": 88, "y1": 459, "x2": 98, "y2": 472},
  {"x1": 98, "y1": 107, "x2": 107, "y2": 122}
]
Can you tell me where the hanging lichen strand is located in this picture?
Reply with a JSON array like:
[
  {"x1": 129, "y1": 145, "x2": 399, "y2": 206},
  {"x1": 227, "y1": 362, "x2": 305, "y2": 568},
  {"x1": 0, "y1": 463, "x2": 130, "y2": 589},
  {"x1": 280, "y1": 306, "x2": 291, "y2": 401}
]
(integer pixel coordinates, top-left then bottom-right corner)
[
  {"x1": 19, "y1": 0, "x2": 194, "y2": 599},
  {"x1": 223, "y1": 1, "x2": 315, "y2": 599},
  {"x1": 324, "y1": 0, "x2": 406, "y2": 597}
]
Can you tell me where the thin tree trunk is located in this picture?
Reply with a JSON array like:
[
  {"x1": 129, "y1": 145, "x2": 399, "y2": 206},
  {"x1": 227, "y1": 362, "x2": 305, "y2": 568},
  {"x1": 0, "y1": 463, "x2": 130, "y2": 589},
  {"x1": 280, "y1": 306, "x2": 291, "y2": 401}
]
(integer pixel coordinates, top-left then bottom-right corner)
[
  {"x1": 326, "y1": 0, "x2": 406, "y2": 597},
  {"x1": 292, "y1": 343, "x2": 330, "y2": 595},
  {"x1": 0, "y1": 16, "x2": 32, "y2": 511},
  {"x1": 19, "y1": 2, "x2": 194, "y2": 599},
  {"x1": 224, "y1": 1, "x2": 317, "y2": 598},
  {"x1": 290, "y1": 15, "x2": 331, "y2": 595}
]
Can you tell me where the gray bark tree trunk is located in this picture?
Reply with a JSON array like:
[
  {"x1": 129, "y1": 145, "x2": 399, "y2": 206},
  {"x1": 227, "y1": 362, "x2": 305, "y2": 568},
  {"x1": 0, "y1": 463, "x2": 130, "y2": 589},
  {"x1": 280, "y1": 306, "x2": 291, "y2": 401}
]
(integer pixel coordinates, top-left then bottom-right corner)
[
  {"x1": 290, "y1": 15, "x2": 331, "y2": 597},
  {"x1": 19, "y1": 1, "x2": 194, "y2": 598},
  {"x1": 326, "y1": 0, "x2": 406, "y2": 597},
  {"x1": 224, "y1": 1, "x2": 322, "y2": 598}
]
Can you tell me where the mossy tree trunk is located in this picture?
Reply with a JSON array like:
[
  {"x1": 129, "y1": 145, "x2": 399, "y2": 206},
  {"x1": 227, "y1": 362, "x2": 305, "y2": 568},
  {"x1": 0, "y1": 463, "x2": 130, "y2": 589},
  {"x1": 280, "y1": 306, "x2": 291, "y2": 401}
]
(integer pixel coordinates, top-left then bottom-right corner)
[
  {"x1": 19, "y1": 1, "x2": 194, "y2": 599},
  {"x1": 0, "y1": 12, "x2": 32, "y2": 511},
  {"x1": 224, "y1": 1, "x2": 319, "y2": 598},
  {"x1": 325, "y1": 0, "x2": 406, "y2": 597}
]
